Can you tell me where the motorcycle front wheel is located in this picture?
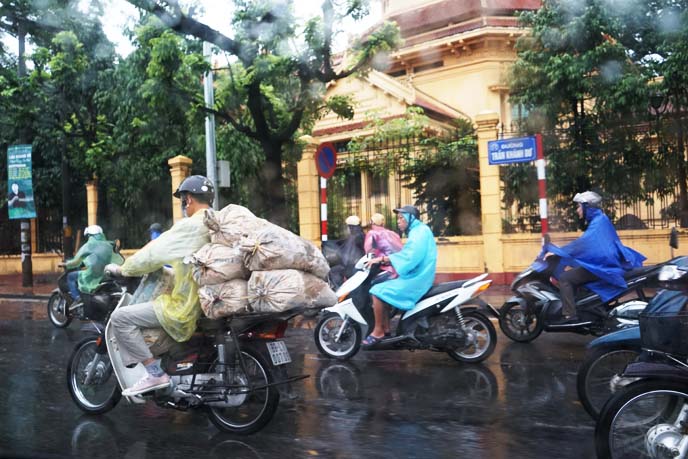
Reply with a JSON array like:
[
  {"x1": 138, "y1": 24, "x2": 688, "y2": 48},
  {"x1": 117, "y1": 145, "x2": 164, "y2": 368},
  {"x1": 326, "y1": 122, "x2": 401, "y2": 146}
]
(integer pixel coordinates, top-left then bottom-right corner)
[
  {"x1": 595, "y1": 379, "x2": 688, "y2": 459},
  {"x1": 577, "y1": 346, "x2": 640, "y2": 420},
  {"x1": 314, "y1": 313, "x2": 362, "y2": 360},
  {"x1": 48, "y1": 291, "x2": 73, "y2": 328},
  {"x1": 446, "y1": 311, "x2": 497, "y2": 364},
  {"x1": 498, "y1": 300, "x2": 542, "y2": 343},
  {"x1": 67, "y1": 336, "x2": 121, "y2": 414},
  {"x1": 207, "y1": 348, "x2": 280, "y2": 435}
]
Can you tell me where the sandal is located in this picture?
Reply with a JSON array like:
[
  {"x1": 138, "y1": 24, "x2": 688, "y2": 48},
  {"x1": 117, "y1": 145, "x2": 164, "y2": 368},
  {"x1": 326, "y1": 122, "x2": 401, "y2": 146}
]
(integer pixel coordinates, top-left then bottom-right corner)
[{"x1": 361, "y1": 335, "x2": 383, "y2": 346}]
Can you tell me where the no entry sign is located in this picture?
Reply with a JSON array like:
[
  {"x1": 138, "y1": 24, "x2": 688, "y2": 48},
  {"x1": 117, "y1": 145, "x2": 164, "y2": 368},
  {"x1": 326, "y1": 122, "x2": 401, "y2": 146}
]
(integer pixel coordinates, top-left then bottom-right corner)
[{"x1": 315, "y1": 142, "x2": 337, "y2": 179}]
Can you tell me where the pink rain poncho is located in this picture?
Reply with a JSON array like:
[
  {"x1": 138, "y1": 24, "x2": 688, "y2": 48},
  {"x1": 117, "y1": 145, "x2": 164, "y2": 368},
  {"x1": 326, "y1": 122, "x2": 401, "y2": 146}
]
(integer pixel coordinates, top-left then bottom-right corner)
[{"x1": 364, "y1": 225, "x2": 403, "y2": 276}]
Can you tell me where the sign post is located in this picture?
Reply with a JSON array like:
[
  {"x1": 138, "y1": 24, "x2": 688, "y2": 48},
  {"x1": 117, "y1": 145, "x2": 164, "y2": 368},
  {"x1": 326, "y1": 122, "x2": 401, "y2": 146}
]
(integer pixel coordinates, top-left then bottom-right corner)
[
  {"x1": 488, "y1": 135, "x2": 547, "y2": 241},
  {"x1": 7, "y1": 144, "x2": 36, "y2": 286},
  {"x1": 315, "y1": 142, "x2": 337, "y2": 242}
]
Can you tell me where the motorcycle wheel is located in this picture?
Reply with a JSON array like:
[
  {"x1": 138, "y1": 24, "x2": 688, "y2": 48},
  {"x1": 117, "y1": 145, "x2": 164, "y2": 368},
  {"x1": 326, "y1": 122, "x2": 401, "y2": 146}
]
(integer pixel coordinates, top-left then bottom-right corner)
[
  {"x1": 48, "y1": 291, "x2": 73, "y2": 328},
  {"x1": 577, "y1": 346, "x2": 640, "y2": 420},
  {"x1": 446, "y1": 311, "x2": 497, "y2": 364},
  {"x1": 314, "y1": 313, "x2": 362, "y2": 360},
  {"x1": 595, "y1": 379, "x2": 688, "y2": 459},
  {"x1": 67, "y1": 336, "x2": 121, "y2": 414},
  {"x1": 207, "y1": 348, "x2": 280, "y2": 435},
  {"x1": 498, "y1": 300, "x2": 542, "y2": 343}
]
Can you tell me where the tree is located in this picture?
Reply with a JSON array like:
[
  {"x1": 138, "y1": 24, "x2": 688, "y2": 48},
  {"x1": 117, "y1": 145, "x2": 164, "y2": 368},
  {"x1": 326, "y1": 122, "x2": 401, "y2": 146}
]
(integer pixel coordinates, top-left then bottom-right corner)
[
  {"x1": 507, "y1": 0, "x2": 688, "y2": 229},
  {"x1": 126, "y1": 0, "x2": 401, "y2": 224}
]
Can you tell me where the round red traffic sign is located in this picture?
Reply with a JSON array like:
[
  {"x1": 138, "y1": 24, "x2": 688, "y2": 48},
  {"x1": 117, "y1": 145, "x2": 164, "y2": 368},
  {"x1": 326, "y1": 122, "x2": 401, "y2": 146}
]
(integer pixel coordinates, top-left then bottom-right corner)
[{"x1": 315, "y1": 142, "x2": 337, "y2": 179}]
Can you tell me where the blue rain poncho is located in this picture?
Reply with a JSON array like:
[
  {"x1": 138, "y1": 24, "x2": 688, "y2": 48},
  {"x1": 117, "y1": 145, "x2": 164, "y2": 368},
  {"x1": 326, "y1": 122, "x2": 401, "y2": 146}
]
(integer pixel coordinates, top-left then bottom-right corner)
[
  {"x1": 120, "y1": 211, "x2": 210, "y2": 342},
  {"x1": 370, "y1": 216, "x2": 437, "y2": 310},
  {"x1": 546, "y1": 206, "x2": 646, "y2": 301}
]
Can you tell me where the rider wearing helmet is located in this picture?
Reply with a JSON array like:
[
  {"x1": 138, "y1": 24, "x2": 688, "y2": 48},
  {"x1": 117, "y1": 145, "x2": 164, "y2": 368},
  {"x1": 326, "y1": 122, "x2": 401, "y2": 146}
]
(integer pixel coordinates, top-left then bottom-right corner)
[
  {"x1": 361, "y1": 205, "x2": 437, "y2": 345},
  {"x1": 108, "y1": 175, "x2": 214, "y2": 396},
  {"x1": 63, "y1": 225, "x2": 123, "y2": 303},
  {"x1": 545, "y1": 191, "x2": 646, "y2": 325}
]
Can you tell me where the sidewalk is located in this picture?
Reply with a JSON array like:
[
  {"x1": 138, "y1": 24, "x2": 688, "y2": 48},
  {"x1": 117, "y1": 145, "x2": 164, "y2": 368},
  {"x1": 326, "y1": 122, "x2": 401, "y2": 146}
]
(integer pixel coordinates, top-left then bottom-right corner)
[{"x1": 0, "y1": 273, "x2": 57, "y2": 299}]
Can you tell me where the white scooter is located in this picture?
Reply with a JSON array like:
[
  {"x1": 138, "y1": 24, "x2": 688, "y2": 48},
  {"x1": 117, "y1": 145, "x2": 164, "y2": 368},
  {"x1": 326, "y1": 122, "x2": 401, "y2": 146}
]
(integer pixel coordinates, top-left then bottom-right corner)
[{"x1": 314, "y1": 254, "x2": 499, "y2": 363}]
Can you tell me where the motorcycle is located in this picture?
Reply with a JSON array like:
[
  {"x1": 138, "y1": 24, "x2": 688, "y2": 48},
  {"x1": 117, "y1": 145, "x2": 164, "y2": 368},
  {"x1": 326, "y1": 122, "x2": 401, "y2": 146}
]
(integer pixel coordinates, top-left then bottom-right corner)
[
  {"x1": 66, "y1": 268, "x2": 309, "y2": 435},
  {"x1": 498, "y1": 241, "x2": 670, "y2": 343},
  {"x1": 595, "y1": 263, "x2": 688, "y2": 459},
  {"x1": 48, "y1": 240, "x2": 126, "y2": 328},
  {"x1": 313, "y1": 254, "x2": 499, "y2": 363}
]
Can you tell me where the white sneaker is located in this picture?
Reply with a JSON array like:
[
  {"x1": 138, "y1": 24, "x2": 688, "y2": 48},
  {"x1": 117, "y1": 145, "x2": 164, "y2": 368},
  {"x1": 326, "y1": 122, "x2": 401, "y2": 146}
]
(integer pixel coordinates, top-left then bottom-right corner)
[{"x1": 122, "y1": 373, "x2": 171, "y2": 396}]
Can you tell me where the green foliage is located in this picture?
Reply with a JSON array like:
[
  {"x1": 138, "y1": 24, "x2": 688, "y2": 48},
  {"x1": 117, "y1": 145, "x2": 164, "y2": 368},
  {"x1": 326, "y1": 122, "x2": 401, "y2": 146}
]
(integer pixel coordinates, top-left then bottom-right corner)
[{"x1": 508, "y1": 0, "x2": 688, "y2": 230}]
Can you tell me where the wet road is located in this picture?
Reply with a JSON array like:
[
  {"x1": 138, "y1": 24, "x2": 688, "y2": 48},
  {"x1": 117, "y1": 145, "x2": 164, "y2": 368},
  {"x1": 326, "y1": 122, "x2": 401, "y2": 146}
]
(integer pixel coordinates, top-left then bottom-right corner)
[{"x1": 0, "y1": 308, "x2": 597, "y2": 459}]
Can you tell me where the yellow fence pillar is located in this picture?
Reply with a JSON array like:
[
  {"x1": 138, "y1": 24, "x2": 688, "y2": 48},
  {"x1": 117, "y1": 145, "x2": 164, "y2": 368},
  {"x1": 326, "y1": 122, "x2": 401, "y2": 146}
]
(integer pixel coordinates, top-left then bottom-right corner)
[
  {"x1": 86, "y1": 179, "x2": 98, "y2": 226},
  {"x1": 476, "y1": 112, "x2": 504, "y2": 277},
  {"x1": 297, "y1": 136, "x2": 322, "y2": 244},
  {"x1": 168, "y1": 155, "x2": 193, "y2": 223}
]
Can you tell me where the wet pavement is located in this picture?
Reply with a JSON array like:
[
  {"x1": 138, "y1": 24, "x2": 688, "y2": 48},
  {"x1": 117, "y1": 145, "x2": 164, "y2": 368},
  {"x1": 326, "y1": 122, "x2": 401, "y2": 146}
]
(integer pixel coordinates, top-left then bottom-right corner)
[{"x1": 0, "y1": 299, "x2": 598, "y2": 459}]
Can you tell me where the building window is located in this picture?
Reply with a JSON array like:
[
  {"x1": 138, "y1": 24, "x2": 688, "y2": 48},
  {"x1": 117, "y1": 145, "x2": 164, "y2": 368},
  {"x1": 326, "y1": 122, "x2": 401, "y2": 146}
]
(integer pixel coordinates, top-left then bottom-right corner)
[{"x1": 369, "y1": 173, "x2": 388, "y2": 196}]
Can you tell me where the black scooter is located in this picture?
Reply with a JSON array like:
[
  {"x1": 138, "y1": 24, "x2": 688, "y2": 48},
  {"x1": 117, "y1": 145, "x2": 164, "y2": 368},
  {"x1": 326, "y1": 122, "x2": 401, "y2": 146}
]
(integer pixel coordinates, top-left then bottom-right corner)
[{"x1": 498, "y1": 243, "x2": 668, "y2": 343}]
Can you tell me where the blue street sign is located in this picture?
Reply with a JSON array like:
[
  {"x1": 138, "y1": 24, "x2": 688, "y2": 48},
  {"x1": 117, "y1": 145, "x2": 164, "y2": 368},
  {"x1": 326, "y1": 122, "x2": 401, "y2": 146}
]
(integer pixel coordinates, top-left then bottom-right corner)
[
  {"x1": 315, "y1": 142, "x2": 337, "y2": 179},
  {"x1": 488, "y1": 136, "x2": 537, "y2": 165}
]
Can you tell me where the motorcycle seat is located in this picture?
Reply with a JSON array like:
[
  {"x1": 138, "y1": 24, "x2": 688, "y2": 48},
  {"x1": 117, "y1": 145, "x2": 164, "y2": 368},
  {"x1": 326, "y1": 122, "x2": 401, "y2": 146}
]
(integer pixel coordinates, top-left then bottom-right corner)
[
  {"x1": 420, "y1": 280, "x2": 468, "y2": 300},
  {"x1": 623, "y1": 265, "x2": 658, "y2": 280}
]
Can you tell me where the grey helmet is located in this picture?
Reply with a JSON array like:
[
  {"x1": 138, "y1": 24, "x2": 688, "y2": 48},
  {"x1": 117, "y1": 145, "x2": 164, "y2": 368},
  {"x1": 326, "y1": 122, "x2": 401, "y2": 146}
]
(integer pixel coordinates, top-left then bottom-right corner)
[
  {"x1": 174, "y1": 175, "x2": 215, "y2": 205},
  {"x1": 573, "y1": 191, "x2": 602, "y2": 208}
]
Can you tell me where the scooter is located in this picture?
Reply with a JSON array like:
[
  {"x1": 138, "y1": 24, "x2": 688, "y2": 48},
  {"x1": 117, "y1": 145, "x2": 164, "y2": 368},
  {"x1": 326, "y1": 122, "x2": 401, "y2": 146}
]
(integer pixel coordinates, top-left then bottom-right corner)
[
  {"x1": 497, "y1": 244, "x2": 674, "y2": 343},
  {"x1": 66, "y1": 268, "x2": 309, "y2": 435},
  {"x1": 313, "y1": 254, "x2": 499, "y2": 363},
  {"x1": 595, "y1": 263, "x2": 688, "y2": 458}
]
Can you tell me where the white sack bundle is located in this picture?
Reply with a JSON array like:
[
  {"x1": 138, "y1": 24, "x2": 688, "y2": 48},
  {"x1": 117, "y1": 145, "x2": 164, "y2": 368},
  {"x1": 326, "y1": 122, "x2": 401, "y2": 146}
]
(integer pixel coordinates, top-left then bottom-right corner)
[
  {"x1": 241, "y1": 226, "x2": 330, "y2": 280},
  {"x1": 247, "y1": 269, "x2": 337, "y2": 313},
  {"x1": 203, "y1": 205, "x2": 269, "y2": 246},
  {"x1": 190, "y1": 243, "x2": 248, "y2": 286},
  {"x1": 199, "y1": 279, "x2": 251, "y2": 319}
]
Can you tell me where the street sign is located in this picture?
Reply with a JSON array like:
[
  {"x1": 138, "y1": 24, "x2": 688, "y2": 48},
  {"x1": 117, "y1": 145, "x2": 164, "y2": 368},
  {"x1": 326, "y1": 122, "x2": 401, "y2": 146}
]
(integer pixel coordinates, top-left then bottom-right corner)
[
  {"x1": 315, "y1": 142, "x2": 337, "y2": 179},
  {"x1": 488, "y1": 136, "x2": 537, "y2": 165},
  {"x1": 7, "y1": 144, "x2": 37, "y2": 219}
]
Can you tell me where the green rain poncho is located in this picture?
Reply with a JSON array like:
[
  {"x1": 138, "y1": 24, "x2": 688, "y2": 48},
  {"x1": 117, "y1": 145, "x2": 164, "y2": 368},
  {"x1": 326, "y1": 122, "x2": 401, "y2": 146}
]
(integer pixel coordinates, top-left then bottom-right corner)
[
  {"x1": 65, "y1": 233, "x2": 124, "y2": 294},
  {"x1": 120, "y1": 211, "x2": 210, "y2": 342}
]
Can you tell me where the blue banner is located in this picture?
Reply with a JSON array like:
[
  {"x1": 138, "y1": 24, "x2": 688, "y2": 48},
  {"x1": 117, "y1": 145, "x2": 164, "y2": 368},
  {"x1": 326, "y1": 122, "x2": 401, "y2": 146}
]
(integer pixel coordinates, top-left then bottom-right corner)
[
  {"x1": 7, "y1": 144, "x2": 37, "y2": 219},
  {"x1": 488, "y1": 136, "x2": 537, "y2": 165}
]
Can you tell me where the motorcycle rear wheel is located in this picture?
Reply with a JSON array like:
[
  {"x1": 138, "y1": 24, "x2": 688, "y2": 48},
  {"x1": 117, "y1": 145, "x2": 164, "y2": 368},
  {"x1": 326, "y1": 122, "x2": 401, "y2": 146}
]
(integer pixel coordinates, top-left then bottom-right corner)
[
  {"x1": 577, "y1": 346, "x2": 640, "y2": 420},
  {"x1": 595, "y1": 379, "x2": 688, "y2": 459},
  {"x1": 207, "y1": 348, "x2": 280, "y2": 435},
  {"x1": 446, "y1": 311, "x2": 497, "y2": 363},
  {"x1": 498, "y1": 301, "x2": 542, "y2": 343},
  {"x1": 48, "y1": 291, "x2": 73, "y2": 328},
  {"x1": 67, "y1": 336, "x2": 121, "y2": 414},
  {"x1": 314, "y1": 313, "x2": 362, "y2": 360}
]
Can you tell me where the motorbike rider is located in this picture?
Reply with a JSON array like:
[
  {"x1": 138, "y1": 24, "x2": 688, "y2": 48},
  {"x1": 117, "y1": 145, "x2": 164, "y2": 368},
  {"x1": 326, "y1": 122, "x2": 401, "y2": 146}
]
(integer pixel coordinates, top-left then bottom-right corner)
[
  {"x1": 362, "y1": 205, "x2": 437, "y2": 345},
  {"x1": 62, "y1": 225, "x2": 123, "y2": 303},
  {"x1": 364, "y1": 213, "x2": 403, "y2": 279},
  {"x1": 545, "y1": 191, "x2": 646, "y2": 325},
  {"x1": 105, "y1": 175, "x2": 213, "y2": 396},
  {"x1": 329, "y1": 215, "x2": 366, "y2": 287}
]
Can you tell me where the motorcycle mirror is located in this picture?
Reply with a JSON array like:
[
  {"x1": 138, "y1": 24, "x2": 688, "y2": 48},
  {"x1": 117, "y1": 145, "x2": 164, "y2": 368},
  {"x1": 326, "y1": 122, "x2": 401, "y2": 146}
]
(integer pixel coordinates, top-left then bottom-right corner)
[{"x1": 670, "y1": 227, "x2": 679, "y2": 250}]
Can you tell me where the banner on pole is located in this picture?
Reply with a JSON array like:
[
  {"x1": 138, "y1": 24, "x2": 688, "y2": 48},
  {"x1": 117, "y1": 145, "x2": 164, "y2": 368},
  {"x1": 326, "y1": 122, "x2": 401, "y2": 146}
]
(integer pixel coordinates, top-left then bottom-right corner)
[{"x1": 7, "y1": 144, "x2": 37, "y2": 219}]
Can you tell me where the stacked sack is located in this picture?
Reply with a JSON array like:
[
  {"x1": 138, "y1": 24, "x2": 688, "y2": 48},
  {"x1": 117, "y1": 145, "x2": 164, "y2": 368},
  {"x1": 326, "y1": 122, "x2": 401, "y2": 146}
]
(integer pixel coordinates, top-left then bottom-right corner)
[{"x1": 192, "y1": 204, "x2": 337, "y2": 319}]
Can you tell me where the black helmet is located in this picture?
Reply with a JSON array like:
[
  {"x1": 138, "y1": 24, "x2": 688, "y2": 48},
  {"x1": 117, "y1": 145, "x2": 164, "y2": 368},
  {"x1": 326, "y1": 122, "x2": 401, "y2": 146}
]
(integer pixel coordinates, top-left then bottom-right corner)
[
  {"x1": 174, "y1": 175, "x2": 215, "y2": 204},
  {"x1": 393, "y1": 205, "x2": 420, "y2": 220}
]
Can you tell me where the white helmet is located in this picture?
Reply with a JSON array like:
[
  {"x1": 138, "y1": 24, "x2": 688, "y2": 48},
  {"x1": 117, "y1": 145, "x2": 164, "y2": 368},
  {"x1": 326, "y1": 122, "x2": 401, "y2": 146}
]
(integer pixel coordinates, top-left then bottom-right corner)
[
  {"x1": 573, "y1": 191, "x2": 602, "y2": 207},
  {"x1": 345, "y1": 215, "x2": 361, "y2": 226},
  {"x1": 84, "y1": 225, "x2": 104, "y2": 236}
]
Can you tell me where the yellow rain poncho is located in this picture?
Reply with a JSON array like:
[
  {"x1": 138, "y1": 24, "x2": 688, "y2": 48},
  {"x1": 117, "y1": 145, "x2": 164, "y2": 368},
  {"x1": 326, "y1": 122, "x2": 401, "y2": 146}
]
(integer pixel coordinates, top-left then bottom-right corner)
[{"x1": 120, "y1": 211, "x2": 210, "y2": 342}]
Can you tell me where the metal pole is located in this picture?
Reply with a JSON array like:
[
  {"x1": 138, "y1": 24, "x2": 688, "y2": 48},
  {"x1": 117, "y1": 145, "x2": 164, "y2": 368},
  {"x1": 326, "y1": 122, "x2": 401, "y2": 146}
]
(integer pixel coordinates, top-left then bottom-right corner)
[
  {"x1": 320, "y1": 177, "x2": 328, "y2": 241},
  {"x1": 203, "y1": 42, "x2": 219, "y2": 210},
  {"x1": 536, "y1": 133, "x2": 548, "y2": 243},
  {"x1": 17, "y1": 21, "x2": 33, "y2": 287}
]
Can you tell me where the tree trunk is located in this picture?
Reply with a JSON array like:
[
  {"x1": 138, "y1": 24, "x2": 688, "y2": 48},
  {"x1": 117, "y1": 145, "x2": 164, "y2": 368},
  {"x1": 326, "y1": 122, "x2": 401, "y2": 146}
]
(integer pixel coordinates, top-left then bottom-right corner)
[{"x1": 258, "y1": 141, "x2": 289, "y2": 227}]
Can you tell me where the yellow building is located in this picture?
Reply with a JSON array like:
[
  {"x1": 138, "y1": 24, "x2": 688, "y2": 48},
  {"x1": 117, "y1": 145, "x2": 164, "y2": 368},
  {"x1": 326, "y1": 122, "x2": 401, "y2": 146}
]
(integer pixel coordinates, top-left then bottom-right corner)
[{"x1": 297, "y1": 0, "x2": 685, "y2": 283}]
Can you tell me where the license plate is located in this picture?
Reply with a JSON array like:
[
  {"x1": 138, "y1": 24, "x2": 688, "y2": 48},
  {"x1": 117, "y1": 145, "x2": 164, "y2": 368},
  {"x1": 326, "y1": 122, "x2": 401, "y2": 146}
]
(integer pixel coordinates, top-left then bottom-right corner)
[{"x1": 266, "y1": 341, "x2": 291, "y2": 365}]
